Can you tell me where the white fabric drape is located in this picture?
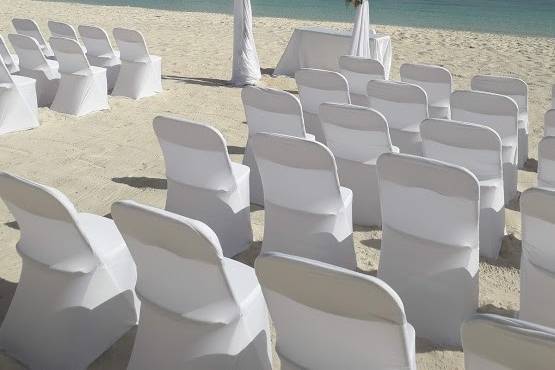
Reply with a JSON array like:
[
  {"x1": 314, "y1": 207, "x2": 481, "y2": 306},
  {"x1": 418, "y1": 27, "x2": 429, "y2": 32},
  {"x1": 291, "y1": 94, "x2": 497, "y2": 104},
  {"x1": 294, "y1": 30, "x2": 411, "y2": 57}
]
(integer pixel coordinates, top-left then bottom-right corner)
[
  {"x1": 350, "y1": 0, "x2": 370, "y2": 57},
  {"x1": 232, "y1": 0, "x2": 261, "y2": 86}
]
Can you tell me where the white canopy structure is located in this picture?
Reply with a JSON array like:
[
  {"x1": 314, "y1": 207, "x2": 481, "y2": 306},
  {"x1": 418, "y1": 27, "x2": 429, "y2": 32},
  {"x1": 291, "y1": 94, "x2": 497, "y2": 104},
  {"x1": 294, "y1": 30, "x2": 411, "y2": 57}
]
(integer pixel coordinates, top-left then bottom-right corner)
[
  {"x1": 350, "y1": 0, "x2": 371, "y2": 57},
  {"x1": 231, "y1": 0, "x2": 261, "y2": 86}
]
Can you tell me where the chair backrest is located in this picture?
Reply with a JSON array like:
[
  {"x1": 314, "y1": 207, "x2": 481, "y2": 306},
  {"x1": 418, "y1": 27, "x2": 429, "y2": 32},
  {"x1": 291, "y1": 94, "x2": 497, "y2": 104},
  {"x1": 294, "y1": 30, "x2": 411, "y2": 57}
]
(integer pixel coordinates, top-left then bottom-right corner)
[
  {"x1": 295, "y1": 68, "x2": 350, "y2": 114},
  {"x1": 367, "y1": 80, "x2": 428, "y2": 132},
  {"x1": 47, "y1": 20, "x2": 79, "y2": 42},
  {"x1": 113, "y1": 27, "x2": 150, "y2": 62},
  {"x1": 153, "y1": 116, "x2": 235, "y2": 191},
  {"x1": 251, "y1": 132, "x2": 343, "y2": 213},
  {"x1": 0, "y1": 35, "x2": 17, "y2": 69},
  {"x1": 111, "y1": 200, "x2": 240, "y2": 323},
  {"x1": 50, "y1": 37, "x2": 90, "y2": 74},
  {"x1": 78, "y1": 25, "x2": 117, "y2": 58},
  {"x1": 400, "y1": 63, "x2": 452, "y2": 109},
  {"x1": 319, "y1": 102, "x2": 394, "y2": 163},
  {"x1": 471, "y1": 75, "x2": 528, "y2": 116},
  {"x1": 338, "y1": 55, "x2": 385, "y2": 96},
  {"x1": 538, "y1": 137, "x2": 555, "y2": 188},
  {"x1": 420, "y1": 118, "x2": 503, "y2": 182},
  {"x1": 462, "y1": 314, "x2": 555, "y2": 370},
  {"x1": 544, "y1": 109, "x2": 555, "y2": 137},
  {"x1": 0, "y1": 56, "x2": 14, "y2": 85},
  {"x1": 8, "y1": 33, "x2": 49, "y2": 70},
  {"x1": 255, "y1": 252, "x2": 414, "y2": 369},
  {"x1": 12, "y1": 18, "x2": 49, "y2": 51},
  {"x1": 241, "y1": 86, "x2": 306, "y2": 138}
]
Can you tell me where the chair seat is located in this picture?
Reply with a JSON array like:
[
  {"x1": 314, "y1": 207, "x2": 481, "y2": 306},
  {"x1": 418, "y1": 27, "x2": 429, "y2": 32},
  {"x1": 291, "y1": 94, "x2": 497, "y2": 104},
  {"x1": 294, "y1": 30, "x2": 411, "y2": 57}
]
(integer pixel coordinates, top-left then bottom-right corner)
[
  {"x1": 231, "y1": 162, "x2": 250, "y2": 184},
  {"x1": 77, "y1": 213, "x2": 126, "y2": 259},
  {"x1": 224, "y1": 259, "x2": 261, "y2": 305}
]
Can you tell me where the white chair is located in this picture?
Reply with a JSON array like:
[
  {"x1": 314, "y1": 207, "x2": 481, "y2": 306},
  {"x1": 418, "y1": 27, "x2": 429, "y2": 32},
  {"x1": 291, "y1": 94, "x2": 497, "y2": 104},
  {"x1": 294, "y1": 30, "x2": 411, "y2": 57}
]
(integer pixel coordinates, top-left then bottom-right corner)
[
  {"x1": 544, "y1": 109, "x2": 555, "y2": 137},
  {"x1": 241, "y1": 86, "x2": 314, "y2": 206},
  {"x1": 471, "y1": 75, "x2": 529, "y2": 169},
  {"x1": 377, "y1": 153, "x2": 480, "y2": 345},
  {"x1": 0, "y1": 172, "x2": 139, "y2": 370},
  {"x1": 111, "y1": 200, "x2": 272, "y2": 370},
  {"x1": 49, "y1": 37, "x2": 108, "y2": 116},
  {"x1": 251, "y1": 132, "x2": 356, "y2": 270},
  {"x1": 255, "y1": 252, "x2": 416, "y2": 370},
  {"x1": 421, "y1": 119, "x2": 505, "y2": 259},
  {"x1": 9, "y1": 33, "x2": 60, "y2": 107},
  {"x1": 338, "y1": 55, "x2": 385, "y2": 106},
  {"x1": 112, "y1": 27, "x2": 161, "y2": 99},
  {"x1": 78, "y1": 25, "x2": 121, "y2": 92},
  {"x1": 367, "y1": 80, "x2": 428, "y2": 155},
  {"x1": 295, "y1": 68, "x2": 350, "y2": 142},
  {"x1": 48, "y1": 21, "x2": 80, "y2": 43},
  {"x1": 451, "y1": 90, "x2": 519, "y2": 203},
  {"x1": 153, "y1": 115, "x2": 252, "y2": 257},
  {"x1": 537, "y1": 137, "x2": 555, "y2": 188},
  {"x1": 0, "y1": 35, "x2": 19, "y2": 73},
  {"x1": 462, "y1": 314, "x2": 555, "y2": 370},
  {"x1": 400, "y1": 63, "x2": 452, "y2": 119},
  {"x1": 319, "y1": 102, "x2": 395, "y2": 226},
  {"x1": 12, "y1": 18, "x2": 54, "y2": 58}
]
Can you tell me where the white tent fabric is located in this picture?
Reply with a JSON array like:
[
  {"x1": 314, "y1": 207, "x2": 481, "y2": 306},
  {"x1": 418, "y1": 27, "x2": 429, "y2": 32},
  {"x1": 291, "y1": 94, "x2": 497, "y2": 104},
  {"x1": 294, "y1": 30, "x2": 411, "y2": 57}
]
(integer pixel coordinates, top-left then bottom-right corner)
[
  {"x1": 231, "y1": 0, "x2": 261, "y2": 86},
  {"x1": 338, "y1": 55, "x2": 385, "y2": 106},
  {"x1": 153, "y1": 115, "x2": 253, "y2": 257},
  {"x1": 350, "y1": 0, "x2": 370, "y2": 58},
  {"x1": 421, "y1": 119, "x2": 505, "y2": 259},
  {"x1": 255, "y1": 252, "x2": 416, "y2": 370},
  {"x1": 12, "y1": 18, "x2": 54, "y2": 58},
  {"x1": 0, "y1": 172, "x2": 139, "y2": 370},
  {"x1": 251, "y1": 132, "x2": 356, "y2": 270},
  {"x1": 377, "y1": 153, "x2": 480, "y2": 345},
  {"x1": 537, "y1": 137, "x2": 555, "y2": 188},
  {"x1": 0, "y1": 35, "x2": 19, "y2": 73},
  {"x1": 544, "y1": 109, "x2": 555, "y2": 137},
  {"x1": 111, "y1": 200, "x2": 272, "y2": 370}
]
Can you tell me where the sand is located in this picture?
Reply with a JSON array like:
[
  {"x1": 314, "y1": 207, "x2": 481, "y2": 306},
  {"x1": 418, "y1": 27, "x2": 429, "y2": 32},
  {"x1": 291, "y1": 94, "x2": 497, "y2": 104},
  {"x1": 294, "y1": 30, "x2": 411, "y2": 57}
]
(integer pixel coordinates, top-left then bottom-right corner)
[{"x1": 0, "y1": 0, "x2": 553, "y2": 368}]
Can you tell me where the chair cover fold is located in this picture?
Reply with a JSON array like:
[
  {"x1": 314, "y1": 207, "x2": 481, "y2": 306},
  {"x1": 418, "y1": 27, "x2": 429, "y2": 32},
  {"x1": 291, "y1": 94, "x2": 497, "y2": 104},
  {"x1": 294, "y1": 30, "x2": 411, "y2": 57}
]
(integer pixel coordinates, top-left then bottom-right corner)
[{"x1": 0, "y1": 35, "x2": 19, "y2": 73}]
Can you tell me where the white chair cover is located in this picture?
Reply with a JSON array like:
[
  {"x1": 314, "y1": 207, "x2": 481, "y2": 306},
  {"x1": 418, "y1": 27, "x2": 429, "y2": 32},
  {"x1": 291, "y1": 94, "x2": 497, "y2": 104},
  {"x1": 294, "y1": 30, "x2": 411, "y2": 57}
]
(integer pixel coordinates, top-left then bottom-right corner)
[
  {"x1": 0, "y1": 35, "x2": 19, "y2": 73},
  {"x1": 377, "y1": 153, "x2": 480, "y2": 345},
  {"x1": 451, "y1": 90, "x2": 519, "y2": 203},
  {"x1": 320, "y1": 102, "x2": 394, "y2": 226},
  {"x1": 12, "y1": 18, "x2": 54, "y2": 58},
  {"x1": 47, "y1": 21, "x2": 80, "y2": 43},
  {"x1": 49, "y1": 37, "x2": 108, "y2": 116},
  {"x1": 112, "y1": 28, "x2": 162, "y2": 99},
  {"x1": 367, "y1": 80, "x2": 428, "y2": 155},
  {"x1": 231, "y1": 0, "x2": 261, "y2": 86},
  {"x1": 537, "y1": 137, "x2": 555, "y2": 188},
  {"x1": 400, "y1": 63, "x2": 452, "y2": 119},
  {"x1": 421, "y1": 119, "x2": 505, "y2": 259},
  {"x1": 255, "y1": 252, "x2": 416, "y2": 370},
  {"x1": 153, "y1": 115, "x2": 252, "y2": 257},
  {"x1": 544, "y1": 109, "x2": 555, "y2": 137},
  {"x1": 111, "y1": 200, "x2": 272, "y2": 370},
  {"x1": 295, "y1": 68, "x2": 350, "y2": 142},
  {"x1": 471, "y1": 75, "x2": 529, "y2": 169},
  {"x1": 251, "y1": 132, "x2": 356, "y2": 269},
  {"x1": 350, "y1": 0, "x2": 370, "y2": 58},
  {"x1": 339, "y1": 55, "x2": 385, "y2": 106},
  {"x1": 0, "y1": 172, "x2": 139, "y2": 370},
  {"x1": 462, "y1": 314, "x2": 555, "y2": 370}
]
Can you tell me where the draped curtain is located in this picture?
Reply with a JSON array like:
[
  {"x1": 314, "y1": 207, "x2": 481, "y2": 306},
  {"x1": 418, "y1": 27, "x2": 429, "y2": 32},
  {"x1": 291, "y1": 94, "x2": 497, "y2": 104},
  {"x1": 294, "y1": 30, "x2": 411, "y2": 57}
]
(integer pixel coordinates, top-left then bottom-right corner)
[
  {"x1": 231, "y1": 0, "x2": 261, "y2": 86},
  {"x1": 349, "y1": 0, "x2": 370, "y2": 57}
]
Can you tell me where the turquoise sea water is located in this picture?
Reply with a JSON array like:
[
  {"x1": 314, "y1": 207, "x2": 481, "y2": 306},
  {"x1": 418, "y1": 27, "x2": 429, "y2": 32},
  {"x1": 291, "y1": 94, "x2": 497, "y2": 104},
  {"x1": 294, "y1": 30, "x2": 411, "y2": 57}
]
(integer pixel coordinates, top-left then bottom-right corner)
[{"x1": 48, "y1": 0, "x2": 555, "y2": 37}]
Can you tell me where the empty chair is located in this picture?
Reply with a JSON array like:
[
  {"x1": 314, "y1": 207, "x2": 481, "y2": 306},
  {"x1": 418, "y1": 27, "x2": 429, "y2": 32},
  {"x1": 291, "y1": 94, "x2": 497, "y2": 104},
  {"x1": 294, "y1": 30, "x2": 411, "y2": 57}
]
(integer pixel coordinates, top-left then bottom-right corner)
[
  {"x1": 251, "y1": 133, "x2": 356, "y2": 269},
  {"x1": 338, "y1": 55, "x2": 385, "y2": 106},
  {"x1": 255, "y1": 252, "x2": 416, "y2": 370},
  {"x1": 153, "y1": 116, "x2": 252, "y2": 257},
  {"x1": 320, "y1": 102, "x2": 395, "y2": 226},
  {"x1": 112, "y1": 27, "x2": 161, "y2": 99},
  {"x1": 471, "y1": 75, "x2": 529, "y2": 169},
  {"x1": 112, "y1": 201, "x2": 272, "y2": 370},
  {"x1": 0, "y1": 172, "x2": 139, "y2": 370},
  {"x1": 421, "y1": 119, "x2": 505, "y2": 259},
  {"x1": 544, "y1": 109, "x2": 555, "y2": 137},
  {"x1": 462, "y1": 314, "x2": 555, "y2": 370},
  {"x1": 295, "y1": 68, "x2": 350, "y2": 142},
  {"x1": 12, "y1": 18, "x2": 54, "y2": 58},
  {"x1": 9, "y1": 33, "x2": 60, "y2": 107},
  {"x1": 241, "y1": 86, "x2": 313, "y2": 205},
  {"x1": 0, "y1": 35, "x2": 19, "y2": 73},
  {"x1": 400, "y1": 63, "x2": 452, "y2": 119},
  {"x1": 451, "y1": 90, "x2": 519, "y2": 203},
  {"x1": 367, "y1": 80, "x2": 428, "y2": 155},
  {"x1": 48, "y1": 21, "x2": 80, "y2": 43},
  {"x1": 537, "y1": 137, "x2": 555, "y2": 188},
  {"x1": 377, "y1": 153, "x2": 480, "y2": 345},
  {"x1": 78, "y1": 25, "x2": 121, "y2": 92}
]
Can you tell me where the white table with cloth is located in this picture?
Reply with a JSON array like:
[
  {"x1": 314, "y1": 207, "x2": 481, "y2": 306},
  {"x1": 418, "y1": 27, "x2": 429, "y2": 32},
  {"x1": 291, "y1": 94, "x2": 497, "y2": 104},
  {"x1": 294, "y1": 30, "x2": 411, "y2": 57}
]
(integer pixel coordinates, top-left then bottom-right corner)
[{"x1": 273, "y1": 27, "x2": 392, "y2": 79}]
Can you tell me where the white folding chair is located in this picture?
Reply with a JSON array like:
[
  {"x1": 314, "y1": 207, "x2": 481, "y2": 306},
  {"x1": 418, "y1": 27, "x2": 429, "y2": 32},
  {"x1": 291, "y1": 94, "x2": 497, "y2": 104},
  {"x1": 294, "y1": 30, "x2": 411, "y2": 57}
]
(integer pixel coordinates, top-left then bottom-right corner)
[
  {"x1": 241, "y1": 86, "x2": 314, "y2": 206},
  {"x1": 295, "y1": 68, "x2": 350, "y2": 142},
  {"x1": 471, "y1": 75, "x2": 529, "y2": 169},
  {"x1": 537, "y1": 137, "x2": 555, "y2": 188},
  {"x1": 338, "y1": 55, "x2": 385, "y2": 106},
  {"x1": 112, "y1": 200, "x2": 272, "y2": 370},
  {"x1": 400, "y1": 63, "x2": 452, "y2": 119},
  {"x1": 367, "y1": 80, "x2": 428, "y2": 155},
  {"x1": 421, "y1": 119, "x2": 505, "y2": 259},
  {"x1": 153, "y1": 116, "x2": 252, "y2": 257},
  {"x1": 48, "y1": 21, "x2": 79, "y2": 42},
  {"x1": 451, "y1": 90, "x2": 519, "y2": 203},
  {"x1": 255, "y1": 252, "x2": 416, "y2": 370},
  {"x1": 320, "y1": 102, "x2": 395, "y2": 226},
  {"x1": 377, "y1": 153, "x2": 480, "y2": 345},
  {"x1": 9, "y1": 33, "x2": 60, "y2": 107},
  {"x1": 0, "y1": 172, "x2": 139, "y2": 370},
  {"x1": 544, "y1": 109, "x2": 555, "y2": 137},
  {"x1": 0, "y1": 35, "x2": 19, "y2": 73},
  {"x1": 12, "y1": 18, "x2": 54, "y2": 58},
  {"x1": 112, "y1": 27, "x2": 161, "y2": 99},
  {"x1": 462, "y1": 314, "x2": 555, "y2": 370},
  {"x1": 251, "y1": 133, "x2": 356, "y2": 270},
  {"x1": 49, "y1": 37, "x2": 108, "y2": 116}
]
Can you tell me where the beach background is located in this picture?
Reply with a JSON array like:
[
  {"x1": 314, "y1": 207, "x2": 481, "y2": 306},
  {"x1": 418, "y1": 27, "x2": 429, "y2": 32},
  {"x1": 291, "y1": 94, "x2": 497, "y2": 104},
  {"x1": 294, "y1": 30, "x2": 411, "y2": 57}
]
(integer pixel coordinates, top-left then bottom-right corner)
[{"x1": 0, "y1": 0, "x2": 553, "y2": 368}]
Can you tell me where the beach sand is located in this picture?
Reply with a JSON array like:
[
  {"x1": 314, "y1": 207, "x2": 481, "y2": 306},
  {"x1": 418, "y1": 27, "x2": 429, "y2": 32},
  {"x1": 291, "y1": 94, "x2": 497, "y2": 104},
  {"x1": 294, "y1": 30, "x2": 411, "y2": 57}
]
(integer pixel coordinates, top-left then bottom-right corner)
[{"x1": 0, "y1": 0, "x2": 553, "y2": 368}]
